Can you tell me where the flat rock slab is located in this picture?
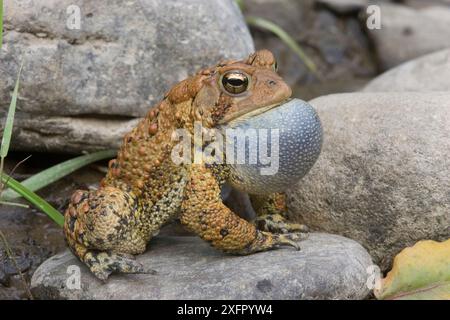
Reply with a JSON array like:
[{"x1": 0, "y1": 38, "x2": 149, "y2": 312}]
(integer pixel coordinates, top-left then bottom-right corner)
[{"x1": 31, "y1": 234, "x2": 372, "y2": 300}]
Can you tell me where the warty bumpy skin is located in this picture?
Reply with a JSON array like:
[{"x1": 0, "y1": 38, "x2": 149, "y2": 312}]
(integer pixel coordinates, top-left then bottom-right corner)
[{"x1": 63, "y1": 50, "x2": 320, "y2": 280}]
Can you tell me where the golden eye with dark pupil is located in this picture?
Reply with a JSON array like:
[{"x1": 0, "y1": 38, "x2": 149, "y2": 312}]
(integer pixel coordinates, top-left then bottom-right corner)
[{"x1": 221, "y1": 71, "x2": 249, "y2": 94}]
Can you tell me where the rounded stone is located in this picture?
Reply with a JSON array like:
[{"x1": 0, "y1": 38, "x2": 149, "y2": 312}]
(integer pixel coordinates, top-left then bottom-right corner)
[
  {"x1": 364, "y1": 3, "x2": 450, "y2": 71},
  {"x1": 223, "y1": 99, "x2": 323, "y2": 195},
  {"x1": 363, "y1": 49, "x2": 450, "y2": 93},
  {"x1": 30, "y1": 234, "x2": 373, "y2": 300},
  {"x1": 287, "y1": 92, "x2": 450, "y2": 270}
]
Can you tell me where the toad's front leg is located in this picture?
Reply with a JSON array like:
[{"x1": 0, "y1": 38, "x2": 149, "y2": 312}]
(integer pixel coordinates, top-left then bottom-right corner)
[
  {"x1": 180, "y1": 165, "x2": 300, "y2": 254},
  {"x1": 250, "y1": 193, "x2": 309, "y2": 235}
]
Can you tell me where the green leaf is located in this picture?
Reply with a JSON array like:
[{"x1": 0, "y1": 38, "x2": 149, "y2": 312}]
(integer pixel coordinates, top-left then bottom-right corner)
[
  {"x1": 1, "y1": 60, "x2": 23, "y2": 159},
  {"x1": 375, "y1": 239, "x2": 450, "y2": 300},
  {"x1": 1, "y1": 149, "x2": 116, "y2": 200},
  {"x1": 0, "y1": 173, "x2": 64, "y2": 227},
  {"x1": 245, "y1": 16, "x2": 318, "y2": 76}
]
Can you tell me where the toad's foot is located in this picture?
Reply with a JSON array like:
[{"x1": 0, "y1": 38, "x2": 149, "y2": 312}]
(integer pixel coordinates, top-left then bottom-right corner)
[
  {"x1": 233, "y1": 231, "x2": 308, "y2": 254},
  {"x1": 84, "y1": 251, "x2": 155, "y2": 281},
  {"x1": 255, "y1": 214, "x2": 309, "y2": 234},
  {"x1": 273, "y1": 232, "x2": 308, "y2": 250}
]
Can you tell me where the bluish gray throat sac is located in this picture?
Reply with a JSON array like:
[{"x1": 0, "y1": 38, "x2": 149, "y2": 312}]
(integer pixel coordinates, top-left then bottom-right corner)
[{"x1": 224, "y1": 98, "x2": 323, "y2": 195}]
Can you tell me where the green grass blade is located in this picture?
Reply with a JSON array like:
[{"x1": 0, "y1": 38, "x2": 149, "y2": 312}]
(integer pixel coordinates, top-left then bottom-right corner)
[
  {"x1": 0, "y1": 173, "x2": 64, "y2": 227},
  {"x1": 1, "y1": 60, "x2": 23, "y2": 159},
  {"x1": 234, "y1": 0, "x2": 244, "y2": 10},
  {"x1": 245, "y1": 16, "x2": 318, "y2": 75},
  {"x1": 0, "y1": 200, "x2": 29, "y2": 208},
  {"x1": 2, "y1": 149, "x2": 116, "y2": 200},
  {"x1": 0, "y1": 0, "x2": 3, "y2": 50}
]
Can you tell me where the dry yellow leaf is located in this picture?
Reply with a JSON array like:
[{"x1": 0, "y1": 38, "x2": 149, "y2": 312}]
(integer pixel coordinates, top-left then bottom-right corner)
[{"x1": 375, "y1": 238, "x2": 450, "y2": 300}]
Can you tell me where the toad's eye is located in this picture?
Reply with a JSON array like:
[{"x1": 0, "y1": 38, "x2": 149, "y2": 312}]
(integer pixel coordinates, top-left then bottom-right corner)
[
  {"x1": 272, "y1": 61, "x2": 278, "y2": 72},
  {"x1": 221, "y1": 70, "x2": 249, "y2": 95}
]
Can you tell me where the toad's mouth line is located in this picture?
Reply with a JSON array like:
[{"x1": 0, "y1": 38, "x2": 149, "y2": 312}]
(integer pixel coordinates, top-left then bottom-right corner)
[{"x1": 218, "y1": 98, "x2": 292, "y2": 126}]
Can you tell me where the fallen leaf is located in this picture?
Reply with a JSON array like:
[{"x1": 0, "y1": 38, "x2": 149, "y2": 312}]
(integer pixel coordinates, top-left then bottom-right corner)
[{"x1": 375, "y1": 239, "x2": 450, "y2": 300}]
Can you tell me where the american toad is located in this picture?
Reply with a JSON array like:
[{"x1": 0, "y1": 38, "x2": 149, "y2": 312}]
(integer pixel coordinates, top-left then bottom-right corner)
[{"x1": 64, "y1": 50, "x2": 318, "y2": 280}]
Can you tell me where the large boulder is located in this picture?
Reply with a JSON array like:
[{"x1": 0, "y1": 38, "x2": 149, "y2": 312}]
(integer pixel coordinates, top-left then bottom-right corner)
[
  {"x1": 31, "y1": 234, "x2": 373, "y2": 300},
  {"x1": 363, "y1": 49, "x2": 450, "y2": 92},
  {"x1": 287, "y1": 92, "x2": 450, "y2": 270},
  {"x1": 1, "y1": 0, "x2": 254, "y2": 153},
  {"x1": 365, "y1": 4, "x2": 450, "y2": 71}
]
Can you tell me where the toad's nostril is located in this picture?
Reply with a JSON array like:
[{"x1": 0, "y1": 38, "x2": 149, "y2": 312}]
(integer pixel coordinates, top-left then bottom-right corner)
[{"x1": 267, "y1": 80, "x2": 277, "y2": 86}]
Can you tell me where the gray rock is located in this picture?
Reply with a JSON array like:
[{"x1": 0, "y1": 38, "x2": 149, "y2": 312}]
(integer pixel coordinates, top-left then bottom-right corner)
[
  {"x1": 365, "y1": 4, "x2": 450, "y2": 70},
  {"x1": 10, "y1": 113, "x2": 140, "y2": 153},
  {"x1": 287, "y1": 92, "x2": 450, "y2": 270},
  {"x1": 1, "y1": 0, "x2": 254, "y2": 152},
  {"x1": 30, "y1": 234, "x2": 373, "y2": 300},
  {"x1": 363, "y1": 49, "x2": 450, "y2": 92},
  {"x1": 404, "y1": 0, "x2": 450, "y2": 9}
]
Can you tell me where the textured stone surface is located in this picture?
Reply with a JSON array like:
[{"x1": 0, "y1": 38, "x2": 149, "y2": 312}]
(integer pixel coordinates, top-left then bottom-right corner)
[
  {"x1": 288, "y1": 92, "x2": 450, "y2": 270},
  {"x1": 31, "y1": 234, "x2": 373, "y2": 300},
  {"x1": 1, "y1": 0, "x2": 254, "y2": 152},
  {"x1": 365, "y1": 4, "x2": 450, "y2": 70},
  {"x1": 363, "y1": 49, "x2": 450, "y2": 92},
  {"x1": 404, "y1": 0, "x2": 450, "y2": 9},
  {"x1": 10, "y1": 114, "x2": 140, "y2": 153}
]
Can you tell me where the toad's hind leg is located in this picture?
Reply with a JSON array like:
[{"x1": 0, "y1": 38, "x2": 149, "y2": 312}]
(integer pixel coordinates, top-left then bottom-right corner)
[{"x1": 64, "y1": 187, "x2": 151, "y2": 281}]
